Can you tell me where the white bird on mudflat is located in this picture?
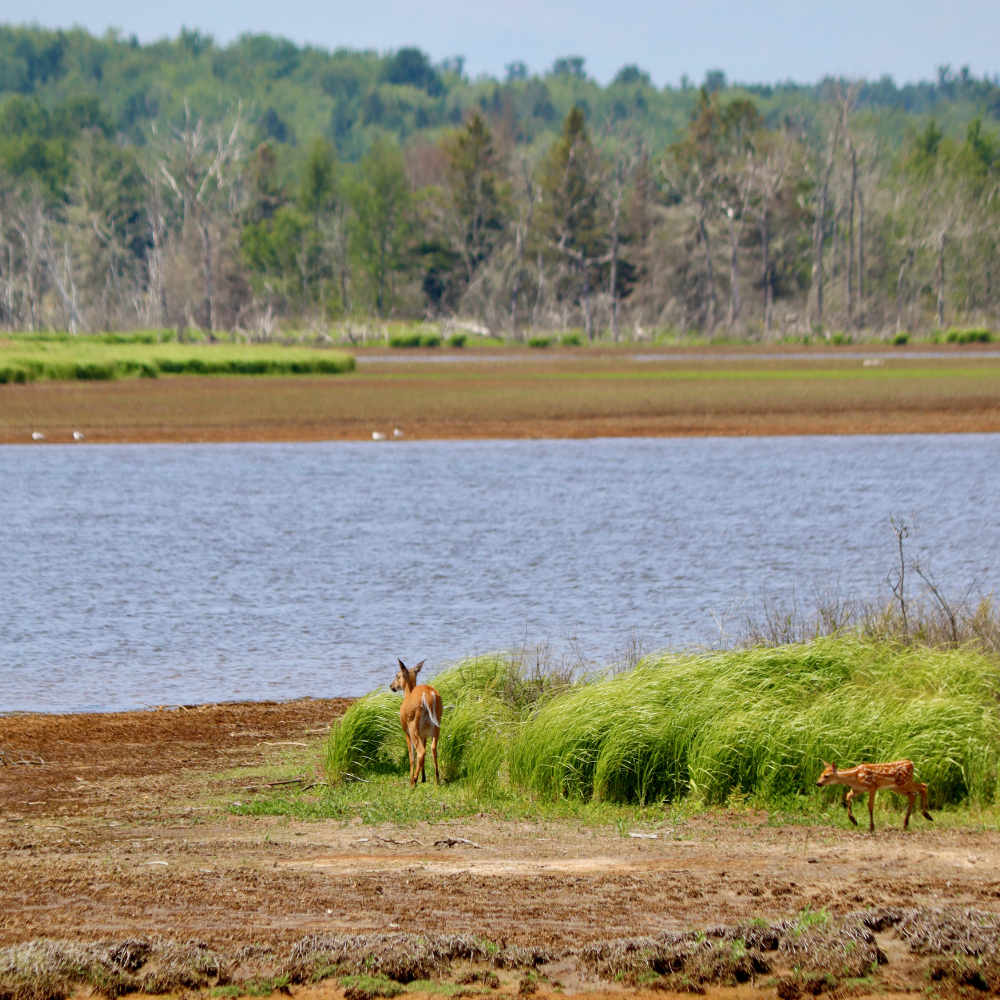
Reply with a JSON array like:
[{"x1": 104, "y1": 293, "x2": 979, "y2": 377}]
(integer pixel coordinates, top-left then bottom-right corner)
[
  {"x1": 73, "y1": 431, "x2": 85, "y2": 441},
  {"x1": 31, "y1": 431, "x2": 44, "y2": 441},
  {"x1": 372, "y1": 431, "x2": 386, "y2": 441}
]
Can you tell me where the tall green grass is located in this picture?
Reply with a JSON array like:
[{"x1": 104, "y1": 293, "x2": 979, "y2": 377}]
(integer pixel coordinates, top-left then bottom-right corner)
[
  {"x1": 326, "y1": 639, "x2": 1000, "y2": 809},
  {"x1": 0, "y1": 338, "x2": 354, "y2": 382}
]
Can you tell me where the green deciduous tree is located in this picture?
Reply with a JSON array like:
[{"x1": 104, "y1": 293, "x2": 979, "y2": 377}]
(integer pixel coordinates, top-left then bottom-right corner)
[{"x1": 349, "y1": 137, "x2": 411, "y2": 316}]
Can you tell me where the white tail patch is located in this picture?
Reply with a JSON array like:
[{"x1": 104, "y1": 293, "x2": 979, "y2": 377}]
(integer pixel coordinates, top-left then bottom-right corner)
[{"x1": 421, "y1": 693, "x2": 440, "y2": 730}]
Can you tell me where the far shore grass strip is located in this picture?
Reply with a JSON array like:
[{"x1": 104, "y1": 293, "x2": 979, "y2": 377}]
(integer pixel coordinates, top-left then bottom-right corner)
[{"x1": 0, "y1": 342, "x2": 355, "y2": 383}]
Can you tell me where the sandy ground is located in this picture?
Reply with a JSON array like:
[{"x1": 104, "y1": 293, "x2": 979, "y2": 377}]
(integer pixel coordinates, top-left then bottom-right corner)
[{"x1": 2, "y1": 347, "x2": 999, "y2": 443}]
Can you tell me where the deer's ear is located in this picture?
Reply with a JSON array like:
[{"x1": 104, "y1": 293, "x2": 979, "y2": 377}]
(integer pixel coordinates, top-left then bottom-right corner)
[
  {"x1": 821, "y1": 760, "x2": 829, "y2": 768},
  {"x1": 831, "y1": 762, "x2": 838, "y2": 772},
  {"x1": 398, "y1": 658, "x2": 406, "y2": 669},
  {"x1": 414, "y1": 660, "x2": 425, "y2": 673}
]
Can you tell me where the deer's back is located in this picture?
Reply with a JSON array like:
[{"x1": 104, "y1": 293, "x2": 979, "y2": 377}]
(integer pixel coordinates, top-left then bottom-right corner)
[
  {"x1": 400, "y1": 684, "x2": 442, "y2": 732},
  {"x1": 845, "y1": 759, "x2": 914, "y2": 788}
]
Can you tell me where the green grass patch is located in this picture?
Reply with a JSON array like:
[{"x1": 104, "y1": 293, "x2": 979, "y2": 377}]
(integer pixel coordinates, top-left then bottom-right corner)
[
  {"x1": 527, "y1": 336, "x2": 552, "y2": 348},
  {"x1": 340, "y1": 975, "x2": 404, "y2": 999},
  {"x1": 389, "y1": 333, "x2": 422, "y2": 348},
  {"x1": 0, "y1": 337, "x2": 354, "y2": 382},
  {"x1": 946, "y1": 327, "x2": 993, "y2": 343},
  {"x1": 560, "y1": 333, "x2": 582, "y2": 347},
  {"x1": 314, "y1": 639, "x2": 1000, "y2": 813}
]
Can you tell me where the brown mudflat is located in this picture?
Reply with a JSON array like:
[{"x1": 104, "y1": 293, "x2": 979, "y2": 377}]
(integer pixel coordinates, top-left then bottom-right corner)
[
  {"x1": 2, "y1": 700, "x2": 998, "y2": 966},
  {"x1": 1, "y1": 347, "x2": 999, "y2": 443}
]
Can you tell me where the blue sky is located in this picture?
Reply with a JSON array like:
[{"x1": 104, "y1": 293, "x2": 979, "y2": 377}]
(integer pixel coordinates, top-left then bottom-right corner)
[{"x1": 6, "y1": 0, "x2": 999, "y2": 87}]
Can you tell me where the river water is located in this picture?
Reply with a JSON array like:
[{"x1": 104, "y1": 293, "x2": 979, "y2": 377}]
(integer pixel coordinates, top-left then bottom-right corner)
[{"x1": 1, "y1": 435, "x2": 998, "y2": 712}]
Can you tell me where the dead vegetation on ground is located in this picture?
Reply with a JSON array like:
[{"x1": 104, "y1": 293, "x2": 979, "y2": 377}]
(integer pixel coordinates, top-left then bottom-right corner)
[{"x1": 6, "y1": 909, "x2": 1000, "y2": 1000}]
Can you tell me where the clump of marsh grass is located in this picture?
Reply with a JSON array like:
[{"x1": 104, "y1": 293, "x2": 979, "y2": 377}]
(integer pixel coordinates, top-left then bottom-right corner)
[
  {"x1": 328, "y1": 637, "x2": 1000, "y2": 809},
  {"x1": 325, "y1": 691, "x2": 408, "y2": 781},
  {"x1": 325, "y1": 649, "x2": 571, "y2": 789},
  {"x1": 511, "y1": 638, "x2": 1000, "y2": 806}
]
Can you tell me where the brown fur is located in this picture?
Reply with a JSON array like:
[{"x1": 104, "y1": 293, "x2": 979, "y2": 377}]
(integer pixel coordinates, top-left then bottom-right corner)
[
  {"x1": 817, "y1": 758, "x2": 932, "y2": 831},
  {"x1": 389, "y1": 658, "x2": 442, "y2": 787}
]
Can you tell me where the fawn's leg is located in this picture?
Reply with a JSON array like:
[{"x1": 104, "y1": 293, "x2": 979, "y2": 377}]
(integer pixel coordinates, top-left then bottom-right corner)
[
  {"x1": 844, "y1": 789, "x2": 858, "y2": 826},
  {"x1": 868, "y1": 789, "x2": 877, "y2": 832},
  {"x1": 919, "y1": 782, "x2": 933, "y2": 821},
  {"x1": 431, "y1": 729, "x2": 440, "y2": 785},
  {"x1": 904, "y1": 792, "x2": 915, "y2": 828}
]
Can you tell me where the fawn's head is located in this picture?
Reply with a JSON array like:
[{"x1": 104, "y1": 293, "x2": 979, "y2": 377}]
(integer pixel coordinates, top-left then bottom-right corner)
[
  {"x1": 816, "y1": 760, "x2": 839, "y2": 786},
  {"x1": 390, "y1": 658, "x2": 425, "y2": 694}
]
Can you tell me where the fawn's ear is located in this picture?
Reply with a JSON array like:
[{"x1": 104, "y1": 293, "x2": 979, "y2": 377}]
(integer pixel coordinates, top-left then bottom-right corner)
[
  {"x1": 831, "y1": 762, "x2": 838, "y2": 773},
  {"x1": 414, "y1": 660, "x2": 425, "y2": 673},
  {"x1": 398, "y1": 658, "x2": 406, "y2": 669},
  {"x1": 821, "y1": 760, "x2": 829, "y2": 769}
]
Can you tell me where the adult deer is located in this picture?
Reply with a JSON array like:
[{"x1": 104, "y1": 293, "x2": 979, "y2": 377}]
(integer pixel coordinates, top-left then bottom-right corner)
[
  {"x1": 817, "y1": 759, "x2": 932, "y2": 832},
  {"x1": 389, "y1": 659, "x2": 442, "y2": 787}
]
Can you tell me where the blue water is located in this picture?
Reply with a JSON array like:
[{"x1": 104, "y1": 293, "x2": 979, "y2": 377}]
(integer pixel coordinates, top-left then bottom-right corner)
[{"x1": 1, "y1": 435, "x2": 998, "y2": 712}]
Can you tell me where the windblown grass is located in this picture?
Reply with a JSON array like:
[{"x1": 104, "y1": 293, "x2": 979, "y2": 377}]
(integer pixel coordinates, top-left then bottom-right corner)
[
  {"x1": 0, "y1": 337, "x2": 354, "y2": 382},
  {"x1": 324, "y1": 638, "x2": 1000, "y2": 810},
  {"x1": 326, "y1": 653, "x2": 564, "y2": 793}
]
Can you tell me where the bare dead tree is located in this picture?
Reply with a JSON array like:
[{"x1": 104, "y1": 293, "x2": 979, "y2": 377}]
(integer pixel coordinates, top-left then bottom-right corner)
[
  {"x1": 911, "y1": 557, "x2": 975, "y2": 646},
  {"x1": 142, "y1": 167, "x2": 172, "y2": 331},
  {"x1": 509, "y1": 155, "x2": 534, "y2": 338},
  {"x1": 43, "y1": 227, "x2": 80, "y2": 334},
  {"x1": 753, "y1": 131, "x2": 792, "y2": 337},
  {"x1": 160, "y1": 100, "x2": 243, "y2": 336},
  {"x1": 721, "y1": 152, "x2": 756, "y2": 336},
  {"x1": 8, "y1": 188, "x2": 47, "y2": 332},
  {"x1": 888, "y1": 515, "x2": 913, "y2": 640},
  {"x1": 811, "y1": 113, "x2": 843, "y2": 330},
  {"x1": 695, "y1": 171, "x2": 720, "y2": 334},
  {"x1": 845, "y1": 142, "x2": 858, "y2": 327}
]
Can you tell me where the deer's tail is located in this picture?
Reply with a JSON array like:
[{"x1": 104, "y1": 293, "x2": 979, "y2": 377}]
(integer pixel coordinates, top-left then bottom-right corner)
[{"x1": 422, "y1": 693, "x2": 441, "y2": 731}]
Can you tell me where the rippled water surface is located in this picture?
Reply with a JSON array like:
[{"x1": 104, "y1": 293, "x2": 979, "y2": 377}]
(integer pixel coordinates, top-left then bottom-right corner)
[{"x1": 2, "y1": 435, "x2": 998, "y2": 712}]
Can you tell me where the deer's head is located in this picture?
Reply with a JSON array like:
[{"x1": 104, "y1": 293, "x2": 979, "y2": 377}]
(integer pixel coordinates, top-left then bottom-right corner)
[
  {"x1": 390, "y1": 658, "x2": 424, "y2": 694},
  {"x1": 816, "y1": 760, "x2": 839, "y2": 786}
]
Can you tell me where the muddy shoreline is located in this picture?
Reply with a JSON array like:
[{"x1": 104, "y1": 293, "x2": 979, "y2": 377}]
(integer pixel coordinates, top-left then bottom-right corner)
[{"x1": 3, "y1": 701, "x2": 1000, "y2": 999}]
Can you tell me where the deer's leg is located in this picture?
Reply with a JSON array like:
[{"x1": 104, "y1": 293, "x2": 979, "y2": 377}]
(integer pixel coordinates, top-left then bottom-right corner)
[
  {"x1": 904, "y1": 792, "x2": 915, "y2": 829},
  {"x1": 416, "y1": 735, "x2": 427, "y2": 786},
  {"x1": 868, "y1": 789, "x2": 877, "y2": 832},
  {"x1": 844, "y1": 789, "x2": 858, "y2": 826},
  {"x1": 409, "y1": 726, "x2": 423, "y2": 787},
  {"x1": 431, "y1": 728, "x2": 440, "y2": 785},
  {"x1": 404, "y1": 730, "x2": 415, "y2": 785},
  {"x1": 919, "y1": 782, "x2": 933, "y2": 821}
]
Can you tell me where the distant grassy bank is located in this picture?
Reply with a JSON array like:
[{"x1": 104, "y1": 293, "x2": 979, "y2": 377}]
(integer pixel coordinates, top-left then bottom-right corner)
[{"x1": 0, "y1": 334, "x2": 355, "y2": 382}]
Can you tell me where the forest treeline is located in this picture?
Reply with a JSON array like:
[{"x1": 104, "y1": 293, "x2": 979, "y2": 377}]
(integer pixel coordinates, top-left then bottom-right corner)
[{"x1": 1, "y1": 25, "x2": 1000, "y2": 338}]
